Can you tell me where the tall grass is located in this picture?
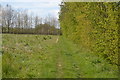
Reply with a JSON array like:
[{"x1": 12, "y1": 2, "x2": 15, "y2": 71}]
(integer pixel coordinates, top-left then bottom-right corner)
[{"x1": 2, "y1": 34, "x2": 118, "y2": 78}]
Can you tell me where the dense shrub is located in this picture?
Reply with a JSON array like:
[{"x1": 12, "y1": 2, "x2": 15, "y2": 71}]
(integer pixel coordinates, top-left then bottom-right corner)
[
  {"x1": 2, "y1": 23, "x2": 62, "y2": 35},
  {"x1": 59, "y1": 2, "x2": 119, "y2": 65}
]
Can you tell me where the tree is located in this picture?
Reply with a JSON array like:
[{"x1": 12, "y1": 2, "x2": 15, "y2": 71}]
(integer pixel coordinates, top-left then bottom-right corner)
[{"x1": 6, "y1": 4, "x2": 13, "y2": 33}]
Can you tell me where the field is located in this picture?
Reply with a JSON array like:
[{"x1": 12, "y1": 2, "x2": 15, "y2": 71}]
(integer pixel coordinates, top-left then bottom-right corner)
[{"x1": 2, "y1": 34, "x2": 118, "y2": 78}]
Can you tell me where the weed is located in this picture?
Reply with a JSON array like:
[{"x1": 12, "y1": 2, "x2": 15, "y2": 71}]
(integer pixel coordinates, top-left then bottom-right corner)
[{"x1": 2, "y1": 34, "x2": 118, "y2": 78}]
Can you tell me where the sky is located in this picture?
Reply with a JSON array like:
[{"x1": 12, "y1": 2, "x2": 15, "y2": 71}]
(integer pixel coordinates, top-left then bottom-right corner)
[{"x1": 0, "y1": 0, "x2": 62, "y2": 19}]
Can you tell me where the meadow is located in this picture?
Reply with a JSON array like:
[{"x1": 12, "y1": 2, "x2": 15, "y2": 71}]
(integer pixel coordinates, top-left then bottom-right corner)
[{"x1": 2, "y1": 34, "x2": 118, "y2": 78}]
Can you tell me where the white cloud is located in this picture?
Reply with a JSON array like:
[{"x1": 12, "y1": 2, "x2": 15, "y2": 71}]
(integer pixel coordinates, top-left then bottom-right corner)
[
  {"x1": 0, "y1": 0, "x2": 61, "y2": 19},
  {"x1": 49, "y1": 9, "x2": 60, "y2": 18},
  {"x1": 27, "y1": 8, "x2": 60, "y2": 19},
  {"x1": 1, "y1": 0, "x2": 62, "y2": 2}
]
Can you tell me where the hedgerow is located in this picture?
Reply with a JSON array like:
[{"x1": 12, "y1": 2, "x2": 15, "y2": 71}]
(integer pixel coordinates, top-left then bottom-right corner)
[{"x1": 59, "y1": 2, "x2": 119, "y2": 65}]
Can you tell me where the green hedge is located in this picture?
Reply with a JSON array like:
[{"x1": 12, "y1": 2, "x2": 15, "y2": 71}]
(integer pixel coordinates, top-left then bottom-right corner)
[{"x1": 59, "y1": 2, "x2": 119, "y2": 65}]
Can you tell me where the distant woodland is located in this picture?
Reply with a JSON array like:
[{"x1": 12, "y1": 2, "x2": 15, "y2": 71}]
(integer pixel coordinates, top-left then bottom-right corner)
[{"x1": 0, "y1": 4, "x2": 61, "y2": 35}]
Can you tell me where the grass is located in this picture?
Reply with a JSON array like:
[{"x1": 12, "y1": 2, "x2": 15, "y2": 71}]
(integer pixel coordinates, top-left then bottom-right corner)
[
  {"x1": 0, "y1": 34, "x2": 2, "y2": 79},
  {"x1": 2, "y1": 34, "x2": 58, "y2": 78},
  {"x1": 2, "y1": 34, "x2": 118, "y2": 78},
  {"x1": 0, "y1": 55, "x2": 2, "y2": 79},
  {"x1": 55, "y1": 37, "x2": 118, "y2": 78}
]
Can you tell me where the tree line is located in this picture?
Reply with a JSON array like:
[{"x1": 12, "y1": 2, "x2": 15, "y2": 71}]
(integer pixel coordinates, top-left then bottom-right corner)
[
  {"x1": 59, "y1": 2, "x2": 119, "y2": 65},
  {"x1": 0, "y1": 4, "x2": 61, "y2": 35}
]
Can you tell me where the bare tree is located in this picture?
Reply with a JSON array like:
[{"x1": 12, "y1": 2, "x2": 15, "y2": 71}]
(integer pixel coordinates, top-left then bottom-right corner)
[
  {"x1": 34, "y1": 16, "x2": 39, "y2": 27},
  {"x1": 24, "y1": 11, "x2": 29, "y2": 29},
  {"x1": 1, "y1": 4, "x2": 60, "y2": 35},
  {"x1": 6, "y1": 4, "x2": 13, "y2": 33},
  {"x1": 0, "y1": 4, "x2": 2, "y2": 33}
]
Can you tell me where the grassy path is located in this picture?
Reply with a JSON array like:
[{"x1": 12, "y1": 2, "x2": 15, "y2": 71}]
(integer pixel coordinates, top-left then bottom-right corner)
[
  {"x1": 55, "y1": 37, "x2": 82, "y2": 78},
  {"x1": 2, "y1": 34, "x2": 118, "y2": 78},
  {"x1": 54, "y1": 37, "x2": 118, "y2": 78}
]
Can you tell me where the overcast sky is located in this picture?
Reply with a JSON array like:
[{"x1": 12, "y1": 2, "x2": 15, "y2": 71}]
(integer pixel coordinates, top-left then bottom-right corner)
[{"x1": 0, "y1": 0, "x2": 61, "y2": 19}]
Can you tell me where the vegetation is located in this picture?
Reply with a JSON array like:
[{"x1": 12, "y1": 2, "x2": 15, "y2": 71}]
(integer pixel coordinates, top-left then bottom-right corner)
[
  {"x1": 59, "y1": 2, "x2": 119, "y2": 65},
  {"x1": 2, "y1": 34, "x2": 118, "y2": 78},
  {"x1": 0, "y1": 4, "x2": 61, "y2": 35},
  {"x1": 0, "y1": 53, "x2": 1, "y2": 79},
  {"x1": 1, "y1": 2, "x2": 119, "y2": 78}
]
